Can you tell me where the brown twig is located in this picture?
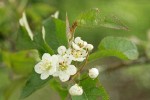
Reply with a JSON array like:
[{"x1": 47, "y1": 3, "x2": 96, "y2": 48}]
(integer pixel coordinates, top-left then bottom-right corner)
[{"x1": 104, "y1": 56, "x2": 150, "y2": 73}]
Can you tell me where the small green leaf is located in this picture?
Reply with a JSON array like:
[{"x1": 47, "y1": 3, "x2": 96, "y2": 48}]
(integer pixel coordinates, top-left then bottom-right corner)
[
  {"x1": 76, "y1": 8, "x2": 128, "y2": 30},
  {"x1": 43, "y1": 18, "x2": 68, "y2": 53},
  {"x1": 50, "y1": 79, "x2": 68, "y2": 100},
  {"x1": 20, "y1": 72, "x2": 52, "y2": 99},
  {"x1": 72, "y1": 77, "x2": 109, "y2": 100},
  {"x1": 89, "y1": 36, "x2": 139, "y2": 61}
]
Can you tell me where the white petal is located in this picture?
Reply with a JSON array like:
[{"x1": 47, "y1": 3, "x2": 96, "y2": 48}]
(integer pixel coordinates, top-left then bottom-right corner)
[
  {"x1": 64, "y1": 55, "x2": 72, "y2": 65},
  {"x1": 81, "y1": 50, "x2": 88, "y2": 57},
  {"x1": 59, "y1": 73, "x2": 70, "y2": 82},
  {"x1": 49, "y1": 66, "x2": 56, "y2": 75},
  {"x1": 66, "y1": 65, "x2": 77, "y2": 75},
  {"x1": 51, "y1": 55, "x2": 58, "y2": 66},
  {"x1": 83, "y1": 41, "x2": 87, "y2": 47},
  {"x1": 34, "y1": 62, "x2": 43, "y2": 74},
  {"x1": 53, "y1": 71, "x2": 59, "y2": 77},
  {"x1": 57, "y1": 46, "x2": 66, "y2": 55},
  {"x1": 40, "y1": 72, "x2": 49, "y2": 80},
  {"x1": 52, "y1": 55, "x2": 58, "y2": 61},
  {"x1": 42, "y1": 53, "x2": 52, "y2": 61},
  {"x1": 75, "y1": 37, "x2": 81, "y2": 44},
  {"x1": 66, "y1": 48, "x2": 71, "y2": 54},
  {"x1": 86, "y1": 44, "x2": 94, "y2": 51},
  {"x1": 72, "y1": 42, "x2": 81, "y2": 50},
  {"x1": 67, "y1": 55, "x2": 75, "y2": 61},
  {"x1": 58, "y1": 55, "x2": 64, "y2": 63},
  {"x1": 75, "y1": 57, "x2": 85, "y2": 62}
]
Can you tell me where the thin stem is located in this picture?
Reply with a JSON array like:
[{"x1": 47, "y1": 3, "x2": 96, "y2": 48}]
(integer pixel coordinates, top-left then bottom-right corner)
[{"x1": 69, "y1": 54, "x2": 89, "y2": 81}]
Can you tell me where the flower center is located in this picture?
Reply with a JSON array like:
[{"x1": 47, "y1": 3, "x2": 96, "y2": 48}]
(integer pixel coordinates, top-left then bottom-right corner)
[
  {"x1": 73, "y1": 51, "x2": 82, "y2": 58},
  {"x1": 59, "y1": 62, "x2": 68, "y2": 71},
  {"x1": 41, "y1": 62, "x2": 51, "y2": 71},
  {"x1": 59, "y1": 65, "x2": 67, "y2": 71}
]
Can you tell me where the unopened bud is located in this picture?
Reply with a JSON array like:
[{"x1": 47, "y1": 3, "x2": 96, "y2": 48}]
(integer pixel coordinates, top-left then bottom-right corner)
[
  {"x1": 89, "y1": 68, "x2": 99, "y2": 79},
  {"x1": 69, "y1": 84, "x2": 83, "y2": 96}
]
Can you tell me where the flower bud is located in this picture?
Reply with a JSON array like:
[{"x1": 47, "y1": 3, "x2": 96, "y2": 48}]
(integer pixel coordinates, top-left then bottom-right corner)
[
  {"x1": 57, "y1": 46, "x2": 67, "y2": 55},
  {"x1": 89, "y1": 68, "x2": 99, "y2": 79},
  {"x1": 69, "y1": 84, "x2": 83, "y2": 96},
  {"x1": 86, "y1": 44, "x2": 94, "y2": 51}
]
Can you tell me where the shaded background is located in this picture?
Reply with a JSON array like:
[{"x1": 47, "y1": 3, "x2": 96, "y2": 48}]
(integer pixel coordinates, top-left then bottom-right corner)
[{"x1": 0, "y1": 0, "x2": 150, "y2": 100}]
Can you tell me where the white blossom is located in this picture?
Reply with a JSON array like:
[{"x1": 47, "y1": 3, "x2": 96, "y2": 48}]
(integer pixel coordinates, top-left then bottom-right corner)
[
  {"x1": 34, "y1": 36, "x2": 94, "y2": 81},
  {"x1": 89, "y1": 68, "x2": 99, "y2": 79},
  {"x1": 69, "y1": 84, "x2": 83, "y2": 96},
  {"x1": 34, "y1": 53, "x2": 58, "y2": 80},
  {"x1": 72, "y1": 37, "x2": 87, "y2": 50},
  {"x1": 67, "y1": 48, "x2": 87, "y2": 62},
  {"x1": 69, "y1": 37, "x2": 93, "y2": 62},
  {"x1": 53, "y1": 55, "x2": 77, "y2": 82}
]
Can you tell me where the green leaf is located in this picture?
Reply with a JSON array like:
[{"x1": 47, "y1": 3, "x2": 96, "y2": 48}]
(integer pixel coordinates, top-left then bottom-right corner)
[
  {"x1": 20, "y1": 72, "x2": 52, "y2": 99},
  {"x1": 43, "y1": 18, "x2": 68, "y2": 53},
  {"x1": 16, "y1": 26, "x2": 35, "y2": 50},
  {"x1": 89, "y1": 36, "x2": 139, "y2": 61},
  {"x1": 33, "y1": 32, "x2": 54, "y2": 55},
  {"x1": 72, "y1": 77, "x2": 109, "y2": 100},
  {"x1": 50, "y1": 79, "x2": 68, "y2": 100},
  {"x1": 16, "y1": 26, "x2": 54, "y2": 55},
  {"x1": 76, "y1": 8, "x2": 104, "y2": 27},
  {"x1": 76, "y1": 8, "x2": 128, "y2": 30}
]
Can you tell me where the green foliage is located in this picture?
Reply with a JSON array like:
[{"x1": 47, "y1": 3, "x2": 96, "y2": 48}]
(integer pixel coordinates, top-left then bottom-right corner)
[
  {"x1": 16, "y1": 27, "x2": 35, "y2": 50},
  {"x1": 17, "y1": 17, "x2": 68, "y2": 54},
  {"x1": 72, "y1": 77, "x2": 109, "y2": 100},
  {"x1": 76, "y1": 8, "x2": 128, "y2": 30},
  {"x1": 76, "y1": 8, "x2": 104, "y2": 27},
  {"x1": 43, "y1": 18, "x2": 68, "y2": 53},
  {"x1": 16, "y1": 26, "x2": 54, "y2": 55},
  {"x1": 19, "y1": 17, "x2": 68, "y2": 98},
  {"x1": 1, "y1": 0, "x2": 150, "y2": 100},
  {"x1": 26, "y1": 3, "x2": 55, "y2": 24},
  {"x1": 20, "y1": 72, "x2": 52, "y2": 99},
  {"x1": 1, "y1": 50, "x2": 36, "y2": 75},
  {"x1": 89, "y1": 36, "x2": 138, "y2": 61}
]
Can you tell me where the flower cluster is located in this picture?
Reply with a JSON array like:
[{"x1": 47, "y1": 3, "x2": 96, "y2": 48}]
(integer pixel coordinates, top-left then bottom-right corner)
[
  {"x1": 34, "y1": 37, "x2": 99, "y2": 96},
  {"x1": 34, "y1": 37, "x2": 93, "y2": 81}
]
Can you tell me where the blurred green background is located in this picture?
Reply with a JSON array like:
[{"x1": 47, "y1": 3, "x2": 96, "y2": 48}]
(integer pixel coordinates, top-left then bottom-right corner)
[{"x1": 0, "y1": 0, "x2": 150, "y2": 100}]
